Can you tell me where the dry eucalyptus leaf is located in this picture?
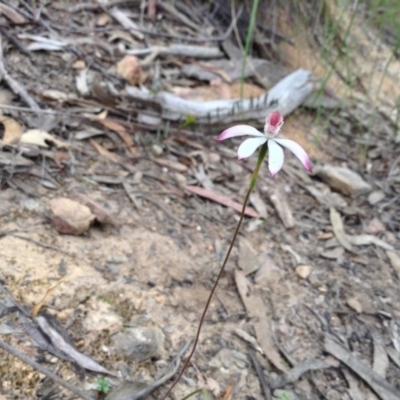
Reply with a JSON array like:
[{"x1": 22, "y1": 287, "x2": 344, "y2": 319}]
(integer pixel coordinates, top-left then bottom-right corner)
[
  {"x1": 249, "y1": 191, "x2": 268, "y2": 219},
  {"x1": 386, "y1": 251, "x2": 400, "y2": 278},
  {"x1": 0, "y1": 115, "x2": 23, "y2": 144},
  {"x1": 238, "y1": 238, "x2": 258, "y2": 275},
  {"x1": 348, "y1": 234, "x2": 394, "y2": 251},
  {"x1": 0, "y1": 3, "x2": 28, "y2": 24},
  {"x1": 269, "y1": 188, "x2": 295, "y2": 228},
  {"x1": 329, "y1": 207, "x2": 354, "y2": 252},
  {"x1": 36, "y1": 315, "x2": 117, "y2": 376},
  {"x1": 20, "y1": 129, "x2": 69, "y2": 149}
]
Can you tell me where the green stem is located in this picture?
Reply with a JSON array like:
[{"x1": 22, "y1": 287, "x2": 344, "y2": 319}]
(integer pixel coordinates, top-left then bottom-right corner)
[
  {"x1": 162, "y1": 143, "x2": 268, "y2": 399},
  {"x1": 240, "y1": 0, "x2": 261, "y2": 100},
  {"x1": 180, "y1": 388, "x2": 209, "y2": 400}
]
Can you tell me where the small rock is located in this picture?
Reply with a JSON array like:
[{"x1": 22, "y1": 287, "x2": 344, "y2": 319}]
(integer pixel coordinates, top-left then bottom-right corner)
[
  {"x1": 368, "y1": 190, "x2": 385, "y2": 205},
  {"x1": 116, "y1": 55, "x2": 145, "y2": 86},
  {"x1": 296, "y1": 265, "x2": 312, "y2": 279},
  {"x1": 365, "y1": 218, "x2": 385, "y2": 234},
  {"x1": 173, "y1": 172, "x2": 186, "y2": 184},
  {"x1": 315, "y1": 165, "x2": 372, "y2": 197},
  {"x1": 50, "y1": 197, "x2": 95, "y2": 235},
  {"x1": 151, "y1": 144, "x2": 163, "y2": 157},
  {"x1": 112, "y1": 327, "x2": 165, "y2": 362},
  {"x1": 347, "y1": 297, "x2": 362, "y2": 313}
]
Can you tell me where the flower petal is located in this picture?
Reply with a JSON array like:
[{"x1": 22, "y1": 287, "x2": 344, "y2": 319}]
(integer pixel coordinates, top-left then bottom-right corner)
[
  {"x1": 273, "y1": 138, "x2": 313, "y2": 172},
  {"x1": 268, "y1": 139, "x2": 284, "y2": 177},
  {"x1": 237, "y1": 137, "x2": 267, "y2": 160},
  {"x1": 216, "y1": 125, "x2": 264, "y2": 141}
]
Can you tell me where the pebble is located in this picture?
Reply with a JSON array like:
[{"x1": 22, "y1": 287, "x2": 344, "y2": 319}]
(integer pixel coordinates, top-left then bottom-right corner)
[
  {"x1": 368, "y1": 190, "x2": 385, "y2": 205},
  {"x1": 112, "y1": 327, "x2": 165, "y2": 362},
  {"x1": 296, "y1": 265, "x2": 312, "y2": 279},
  {"x1": 347, "y1": 297, "x2": 362, "y2": 313},
  {"x1": 50, "y1": 197, "x2": 95, "y2": 235}
]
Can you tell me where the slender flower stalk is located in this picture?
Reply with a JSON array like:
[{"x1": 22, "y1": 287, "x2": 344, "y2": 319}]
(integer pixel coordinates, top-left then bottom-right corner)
[{"x1": 161, "y1": 112, "x2": 312, "y2": 399}]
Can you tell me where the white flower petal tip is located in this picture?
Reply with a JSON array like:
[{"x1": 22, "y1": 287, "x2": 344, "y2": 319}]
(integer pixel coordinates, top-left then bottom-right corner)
[
  {"x1": 267, "y1": 139, "x2": 284, "y2": 177},
  {"x1": 237, "y1": 137, "x2": 267, "y2": 160},
  {"x1": 304, "y1": 159, "x2": 313, "y2": 173},
  {"x1": 216, "y1": 125, "x2": 264, "y2": 141},
  {"x1": 273, "y1": 138, "x2": 312, "y2": 173},
  {"x1": 264, "y1": 111, "x2": 284, "y2": 136}
]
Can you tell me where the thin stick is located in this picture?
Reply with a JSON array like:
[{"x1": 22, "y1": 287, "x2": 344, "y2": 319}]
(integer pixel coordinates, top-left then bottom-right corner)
[
  {"x1": 0, "y1": 339, "x2": 95, "y2": 400},
  {"x1": 0, "y1": 35, "x2": 41, "y2": 110},
  {"x1": 161, "y1": 143, "x2": 268, "y2": 399}
]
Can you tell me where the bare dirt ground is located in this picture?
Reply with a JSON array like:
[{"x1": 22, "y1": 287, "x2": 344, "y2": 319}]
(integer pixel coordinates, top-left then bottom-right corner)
[{"x1": 0, "y1": 1, "x2": 399, "y2": 400}]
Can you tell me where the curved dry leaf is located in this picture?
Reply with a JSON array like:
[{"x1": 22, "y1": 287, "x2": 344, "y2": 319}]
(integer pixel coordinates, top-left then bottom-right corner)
[
  {"x1": 20, "y1": 129, "x2": 69, "y2": 149},
  {"x1": 90, "y1": 139, "x2": 121, "y2": 163},
  {"x1": 0, "y1": 3, "x2": 28, "y2": 24},
  {"x1": 348, "y1": 234, "x2": 394, "y2": 251},
  {"x1": 329, "y1": 207, "x2": 354, "y2": 252},
  {"x1": 0, "y1": 115, "x2": 23, "y2": 144},
  {"x1": 36, "y1": 315, "x2": 117, "y2": 377}
]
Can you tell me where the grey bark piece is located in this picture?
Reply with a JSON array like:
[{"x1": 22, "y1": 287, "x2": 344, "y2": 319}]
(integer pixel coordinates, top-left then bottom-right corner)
[
  {"x1": 126, "y1": 69, "x2": 318, "y2": 124},
  {"x1": 314, "y1": 165, "x2": 372, "y2": 197}
]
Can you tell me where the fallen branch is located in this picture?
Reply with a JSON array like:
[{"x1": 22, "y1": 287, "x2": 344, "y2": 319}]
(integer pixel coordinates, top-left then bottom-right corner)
[
  {"x1": 324, "y1": 335, "x2": 400, "y2": 400},
  {"x1": 125, "y1": 69, "x2": 323, "y2": 124}
]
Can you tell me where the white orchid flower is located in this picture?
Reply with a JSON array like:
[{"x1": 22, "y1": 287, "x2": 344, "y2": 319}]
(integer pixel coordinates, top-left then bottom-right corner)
[{"x1": 216, "y1": 111, "x2": 312, "y2": 177}]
